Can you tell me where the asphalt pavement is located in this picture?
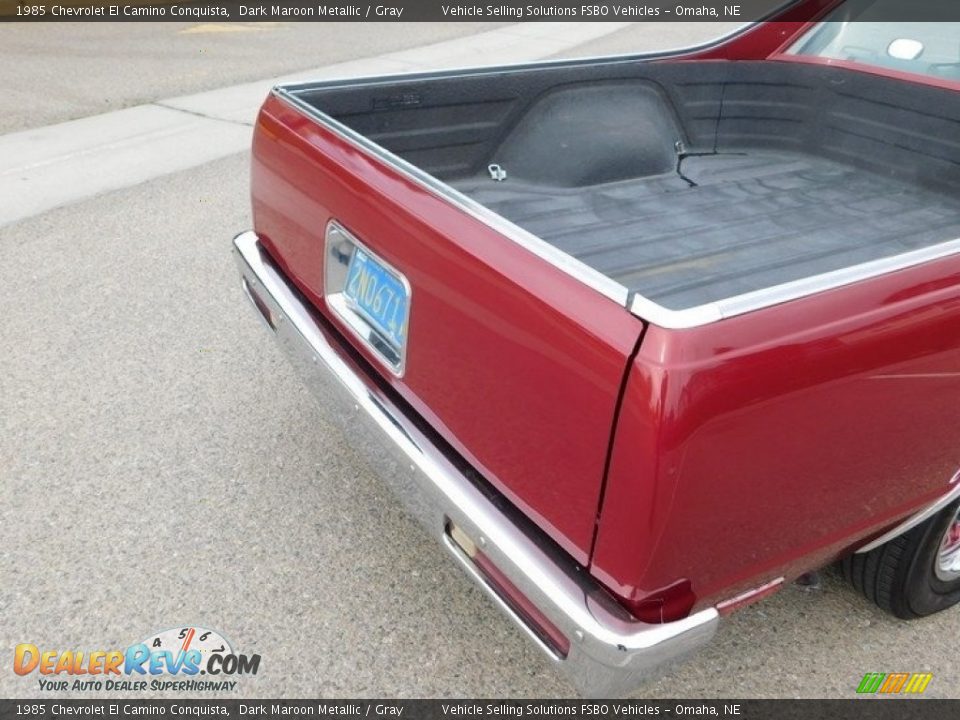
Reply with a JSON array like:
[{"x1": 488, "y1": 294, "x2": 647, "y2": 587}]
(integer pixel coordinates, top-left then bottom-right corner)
[
  {"x1": 0, "y1": 21, "x2": 742, "y2": 134},
  {"x1": 0, "y1": 22, "x2": 506, "y2": 134},
  {"x1": 2, "y1": 21, "x2": 959, "y2": 700}
]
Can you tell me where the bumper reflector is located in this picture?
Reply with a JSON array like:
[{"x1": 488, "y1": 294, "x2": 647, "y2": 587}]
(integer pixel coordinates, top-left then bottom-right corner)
[
  {"x1": 447, "y1": 522, "x2": 570, "y2": 658},
  {"x1": 716, "y1": 577, "x2": 784, "y2": 616}
]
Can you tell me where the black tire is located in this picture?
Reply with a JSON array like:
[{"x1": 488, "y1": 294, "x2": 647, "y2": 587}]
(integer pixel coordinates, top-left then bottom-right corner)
[{"x1": 842, "y1": 500, "x2": 960, "y2": 619}]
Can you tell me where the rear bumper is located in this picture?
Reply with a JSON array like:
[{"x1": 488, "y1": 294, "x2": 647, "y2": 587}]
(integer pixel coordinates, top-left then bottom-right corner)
[{"x1": 232, "y1": 230, "x2": 718, "y2": 697}]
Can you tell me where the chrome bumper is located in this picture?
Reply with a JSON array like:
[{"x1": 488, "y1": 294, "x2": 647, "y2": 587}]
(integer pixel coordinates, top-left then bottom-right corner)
[{"x1": 233, "y1": 230, "x2": 718, "y2": 697}]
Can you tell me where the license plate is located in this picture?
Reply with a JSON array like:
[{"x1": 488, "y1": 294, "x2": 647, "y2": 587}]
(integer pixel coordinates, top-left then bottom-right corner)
[{"x1": 343, "y1": 247, "x2": 410, "y2": 353}]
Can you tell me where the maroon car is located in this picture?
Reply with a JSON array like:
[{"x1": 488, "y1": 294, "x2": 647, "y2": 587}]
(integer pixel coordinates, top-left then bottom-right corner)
[{"x1": 234, "y1": 0, "x2": 960, "y2": 695}]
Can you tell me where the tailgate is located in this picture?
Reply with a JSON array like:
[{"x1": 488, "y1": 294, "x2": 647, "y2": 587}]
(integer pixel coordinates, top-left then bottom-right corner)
[{"x1": 250, "y1": 91, "x2": 643, "y2": 563}]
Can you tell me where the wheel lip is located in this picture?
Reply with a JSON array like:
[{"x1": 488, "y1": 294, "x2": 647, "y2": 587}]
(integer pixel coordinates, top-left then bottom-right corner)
[{"x1": 935, "y1": 504, "x2": 960, "y2": 582}]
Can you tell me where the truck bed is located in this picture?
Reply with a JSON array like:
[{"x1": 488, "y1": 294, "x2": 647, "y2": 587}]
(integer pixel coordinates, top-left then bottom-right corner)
[
  {"x1": 453, "y1": 151, "x2": 960, "y2": 310},
  {"x1": 289, "y1": 58, "x2": 960, "y2": 314}
]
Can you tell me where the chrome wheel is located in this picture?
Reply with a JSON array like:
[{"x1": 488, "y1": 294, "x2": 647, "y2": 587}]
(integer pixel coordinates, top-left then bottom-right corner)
[{"x1": 935, "y1": 505, "x2": 960, "y2": 582}]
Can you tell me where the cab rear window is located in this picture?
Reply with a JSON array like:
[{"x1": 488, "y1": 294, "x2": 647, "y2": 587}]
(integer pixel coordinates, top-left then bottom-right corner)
[{"x1": 787, "y1": 0, "x2": 960, "y2": 82}]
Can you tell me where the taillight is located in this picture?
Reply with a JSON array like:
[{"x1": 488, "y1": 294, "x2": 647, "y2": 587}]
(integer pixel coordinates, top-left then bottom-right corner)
[{"x1": 623, "y1": 579, "x2": 697, "y2": 624}]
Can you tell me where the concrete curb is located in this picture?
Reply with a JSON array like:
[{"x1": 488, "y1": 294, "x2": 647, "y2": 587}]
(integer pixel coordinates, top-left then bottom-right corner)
[{"x1": 0, "y1": 22, "x2": 631, "y2": 228}]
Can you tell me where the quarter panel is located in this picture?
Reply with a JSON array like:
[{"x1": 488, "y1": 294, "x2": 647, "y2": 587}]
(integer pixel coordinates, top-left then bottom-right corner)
[{"x1": 594, "y1": 257, "x2": 960, "y2": 610}]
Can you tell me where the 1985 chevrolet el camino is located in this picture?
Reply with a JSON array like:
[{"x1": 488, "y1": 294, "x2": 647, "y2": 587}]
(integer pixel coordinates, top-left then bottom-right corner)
[{"x1": 234, "y1": 0, "x2": 960, "y2": 696}]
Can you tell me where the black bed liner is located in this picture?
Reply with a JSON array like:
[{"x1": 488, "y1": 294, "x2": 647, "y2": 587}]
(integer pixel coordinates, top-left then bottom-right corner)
[
  {"x1": 453, "y1": 151, "x2": 960, "y2": 309},
  {"x1": 291, "y1": 57, "x2": 960, "y2": 313}
]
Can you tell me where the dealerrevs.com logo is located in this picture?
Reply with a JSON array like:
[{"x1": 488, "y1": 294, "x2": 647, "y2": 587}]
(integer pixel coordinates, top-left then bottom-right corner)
[{"x1": 14, "y1": 626, "x2": 260, "y2": 692}]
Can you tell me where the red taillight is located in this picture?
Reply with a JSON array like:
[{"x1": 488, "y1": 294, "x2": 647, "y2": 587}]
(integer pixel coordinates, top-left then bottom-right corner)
[
  {"x1": 447, "y1": 523, "x2": 570, "y2": 658},
  {"x1": 623, "y1": 579, "x2": 697, "y2": 624}
]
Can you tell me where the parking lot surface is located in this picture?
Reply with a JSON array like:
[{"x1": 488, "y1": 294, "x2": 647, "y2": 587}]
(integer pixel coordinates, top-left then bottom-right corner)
[
  {"x1": 2, "y1": 21, "x2": 960, "y2": 700},
  {"x1": 0, "y1": 22, "x2": 512, "y2": 133}
]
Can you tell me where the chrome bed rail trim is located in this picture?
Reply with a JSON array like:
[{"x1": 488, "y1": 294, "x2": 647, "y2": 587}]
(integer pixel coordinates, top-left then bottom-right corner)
[
  {"x1": 856, "y1": 471, "x2": 960, "y2": 554},
  {"x1": 632, "y1": 238, "x2": 960, "y2": 329},
  {"x1": 233, "y1": 230, "x2": 719, "y2": 697},
  {"x1": 270, "y1": 45, "x2": 960, "y2": 330}
]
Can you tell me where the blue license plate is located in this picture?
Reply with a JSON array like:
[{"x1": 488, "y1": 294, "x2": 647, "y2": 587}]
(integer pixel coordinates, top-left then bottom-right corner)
[{"x1": 343, "y1": 247, "x2": 409, "y2": 352}]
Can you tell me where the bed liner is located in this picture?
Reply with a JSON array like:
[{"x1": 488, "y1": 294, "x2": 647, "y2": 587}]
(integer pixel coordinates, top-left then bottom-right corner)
[{"x1": 453, "y1": 151, "x2": 960, "y2": 310}]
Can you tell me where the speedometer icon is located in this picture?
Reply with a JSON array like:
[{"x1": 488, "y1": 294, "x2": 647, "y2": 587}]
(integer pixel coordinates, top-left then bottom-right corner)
[{"x1": 141, "y1": 626, "x2": 232, "y2": 663}]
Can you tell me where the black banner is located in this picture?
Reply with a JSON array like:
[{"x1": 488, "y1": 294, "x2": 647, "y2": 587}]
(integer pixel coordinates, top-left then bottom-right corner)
[
  {"x1": 2, "y1": 0, "x2": 960, "y2": 23},
  {"x1": 2, "y1": 700, "x2": 959, "y2": 719}
]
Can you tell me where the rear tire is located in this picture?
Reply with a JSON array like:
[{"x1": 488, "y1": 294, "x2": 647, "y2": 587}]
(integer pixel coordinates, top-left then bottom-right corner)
[{"x1": 842, "y1": 500, "x2": 960, "y2": 619}]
